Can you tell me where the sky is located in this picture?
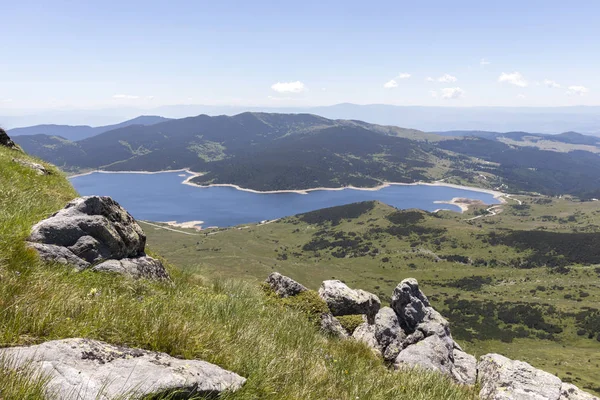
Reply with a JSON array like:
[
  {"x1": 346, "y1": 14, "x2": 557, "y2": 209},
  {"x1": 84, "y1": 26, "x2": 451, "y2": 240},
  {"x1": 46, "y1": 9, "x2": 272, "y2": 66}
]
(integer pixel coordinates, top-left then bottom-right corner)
[{"x1": 1, "y1": 0, "x2": 600, "y2": 111}]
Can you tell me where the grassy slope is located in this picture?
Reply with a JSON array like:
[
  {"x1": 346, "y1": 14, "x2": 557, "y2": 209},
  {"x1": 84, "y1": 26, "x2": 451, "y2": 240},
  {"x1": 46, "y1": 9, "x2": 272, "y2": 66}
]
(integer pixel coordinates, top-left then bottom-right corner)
[
  {"x1": 140, "y1": 199, "x2": 600, "y2": 395},
  {"x1": 0, "y1": 146, "x2": 475, "y2": 399}
]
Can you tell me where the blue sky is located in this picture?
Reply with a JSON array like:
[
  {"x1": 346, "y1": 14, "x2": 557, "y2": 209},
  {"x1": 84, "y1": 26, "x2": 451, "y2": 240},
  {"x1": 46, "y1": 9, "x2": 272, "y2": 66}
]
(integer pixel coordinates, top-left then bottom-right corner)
[{"x1": 1, "y1": 0, "x2": 599, "y2": 110}]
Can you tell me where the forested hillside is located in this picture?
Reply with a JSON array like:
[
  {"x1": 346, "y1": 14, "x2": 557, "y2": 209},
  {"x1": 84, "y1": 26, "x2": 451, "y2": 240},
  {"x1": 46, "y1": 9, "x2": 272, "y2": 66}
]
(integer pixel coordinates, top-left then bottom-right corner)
[{"x1": 12, "y1": 112, "x2": 600, "y2": 198}]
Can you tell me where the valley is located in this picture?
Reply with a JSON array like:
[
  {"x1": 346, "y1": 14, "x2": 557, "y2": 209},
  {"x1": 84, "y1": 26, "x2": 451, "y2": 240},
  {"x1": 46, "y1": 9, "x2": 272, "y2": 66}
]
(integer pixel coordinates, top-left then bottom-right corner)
[{"x1": 139, "y1": 197, "x2": 600, "y2": 395}]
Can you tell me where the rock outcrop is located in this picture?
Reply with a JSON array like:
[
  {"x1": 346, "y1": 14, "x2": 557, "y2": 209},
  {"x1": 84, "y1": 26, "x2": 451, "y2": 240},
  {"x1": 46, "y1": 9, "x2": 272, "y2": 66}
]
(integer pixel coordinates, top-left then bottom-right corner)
[
  {"x1": 318, "y1": 280, "x2": 380, "y2": 322},
  {"x1": 27, "y1": 196, "x2": 169, "y2": 280},
  {"x1": 0, "y1": 338, "x2": 246, "y2": 400},
  {"x1": 267, "y1": 273, "x2": 598, "y2": 400},
  {"x1": 266, "y1": 272, "x2": 307, "y2": 297},
  {"x1": 12, "y1": 158, "x2": 49, "y2": 175},
  {"x1": 0, "y1": 128, "x2": 19, "y2": 150}
]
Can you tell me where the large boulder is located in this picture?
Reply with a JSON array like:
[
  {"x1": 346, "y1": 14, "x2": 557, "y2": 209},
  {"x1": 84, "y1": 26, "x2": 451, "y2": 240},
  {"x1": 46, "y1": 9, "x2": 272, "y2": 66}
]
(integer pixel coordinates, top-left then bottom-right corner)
[
  {"x1": 0, "y1": 338, "x2": 246, "y2": 399},
  {"x1": 265, "y1": 272, "x2": 307, "y2": 297},
  {"x1": 318, "y1": 280, "x2": 380, "y2": 322},
  {"x1": 27, "y1": 196, "x2": 169, "y2": 280},
  {"x1": 0, "y1": 128, "x2": 19, "y2": 150},
  {"x1": 478, "y1": 353, "x2": 563, "y2": 400}
]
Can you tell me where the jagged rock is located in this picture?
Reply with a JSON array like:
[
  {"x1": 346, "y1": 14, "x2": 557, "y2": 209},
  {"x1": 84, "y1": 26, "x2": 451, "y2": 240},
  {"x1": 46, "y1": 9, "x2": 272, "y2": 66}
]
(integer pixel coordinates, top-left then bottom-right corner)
[
  {"x1": 0, "y1": 128, "x2": 19, "y2": 150},
  {"x1": 92, "y1": 256, "x2": 170, "y2": 280},
  {"x1": 27, "y1": 196, "x2": 169, "y2": 280},
  {"x1": 394, "y1": 334, "x2": 455, "y2": 376},
  {"x1": 452, "y1": 349, "x2": 477, "y2": 385},
  {"x1": 265, "y1": 272, "x2": 307, "y2": 297},
  {"x1": 391, "y1": 278, "x2": 449, "y2": 337},
  {"x1": 352, "y1": 322, "x2": 381, "y2": 355},
  {"x1": 12, "y1": 158, "x2": 49, "y2": 175},
  {"x1": 320, "y1": 313, "x2": 348, "y2": 338},
  {"x1": 374, "y1": 307, "x2": 406, "y2": 361},
  {"x1": 318, "y1": 280, "x2": 380, "y2": 322},
  {"x1": 0, "y1": 338, "x2": 246, "y2": 400},
  {"x1": 478, "y1": 353, "x2": 563, "y2": 400},
  {"x1": 560, "y1": 383, "x2": 599, "y2": 400}
]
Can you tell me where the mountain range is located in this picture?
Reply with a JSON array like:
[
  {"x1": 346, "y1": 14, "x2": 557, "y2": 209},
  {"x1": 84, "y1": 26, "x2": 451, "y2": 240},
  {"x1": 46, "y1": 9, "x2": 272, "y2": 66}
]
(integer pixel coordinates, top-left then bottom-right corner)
[
  {"x1": 3, "y1": 104, "x2": 600, "y2": 134},
  {"x1": 11, "y1": 112, "x2": 600, "y2": 199},
  {"x1": 7, "y1": 115, "x2": 170, "y2": 141}
]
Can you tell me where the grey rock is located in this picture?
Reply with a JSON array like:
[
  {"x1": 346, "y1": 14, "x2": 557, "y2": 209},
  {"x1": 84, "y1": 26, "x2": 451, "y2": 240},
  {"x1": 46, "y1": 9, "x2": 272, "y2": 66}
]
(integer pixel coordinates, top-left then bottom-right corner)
[
  {"x1": 478, "y1": 353, "x2": 562, "y2": 400},
  {"x1": 93, "y1": 256, "x2": 170, "y2": 280},
  {"x1": 374, "y1": 307, "x2": 406, "y2": 361},
  {"x1": 0, "y1": 128, "x2": 19, "y2": 150},
  {"x1": 318, "y1": 280, "x2": 380, "y2": 322},
  {"x1": 265, "y1": 272, "x2": 307, "y2": 297},
  {"x1": 391, "y1": 278, "x2": 450, "y2": 338},
  {"x1": 12, "y1": 158, "x2": 49, "y2": 175},
  {"x1": 560, "y1": 383, "x2": 599, "y2": 400},
  {"x1": 394, "y1": 334, "x2": 455, "y2": 377},
  {"x1": 352, "y1": 322, "x2": 381, "y2": 355},
  {"x1": 452, "y1": 349, "x2": 477, "y2": 385},
  {"x1": 0, "y1": 338, "x2": 246, "y2": 400},
  {"x1": 390, "y1": 278, "x2": 430, "y2": 333},
  {"x1": 27, "y1": 196, "x2": 169, "y2": 280},
  {"x1": 320, "y1": 313, "x2": 348, "y2": 338}
]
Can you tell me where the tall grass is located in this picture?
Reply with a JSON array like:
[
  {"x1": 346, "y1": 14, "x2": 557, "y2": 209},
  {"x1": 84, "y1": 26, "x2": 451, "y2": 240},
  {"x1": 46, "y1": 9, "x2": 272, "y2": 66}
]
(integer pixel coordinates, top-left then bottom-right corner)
[{"x1": 0, "y1": 147, "x2": 475, "y2": 399}]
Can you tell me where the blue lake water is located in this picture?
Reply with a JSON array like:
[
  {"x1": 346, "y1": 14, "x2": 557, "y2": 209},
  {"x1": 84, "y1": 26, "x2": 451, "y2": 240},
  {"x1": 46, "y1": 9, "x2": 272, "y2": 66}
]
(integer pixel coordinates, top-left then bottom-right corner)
[{"x1": 70, "y1": 171, "x2": 501, "y2": 227}]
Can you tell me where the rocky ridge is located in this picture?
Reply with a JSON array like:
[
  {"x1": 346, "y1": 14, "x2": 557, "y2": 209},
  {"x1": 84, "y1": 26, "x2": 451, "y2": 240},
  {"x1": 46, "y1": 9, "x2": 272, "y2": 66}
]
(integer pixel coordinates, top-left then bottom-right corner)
[{"x1": 266, "y1": 272, "x2": 598, "y2": 400}]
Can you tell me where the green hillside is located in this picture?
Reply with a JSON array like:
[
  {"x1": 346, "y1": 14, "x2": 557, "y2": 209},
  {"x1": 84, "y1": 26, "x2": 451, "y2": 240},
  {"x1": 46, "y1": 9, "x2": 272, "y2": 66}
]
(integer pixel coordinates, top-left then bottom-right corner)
[
  {"x1": 12, "y1": 112, "x2": 600, "y2": 198},
  {"x1": 139, "y1": 199, "x2": 600, "y2": 395},
  {"x1": 0, "y1": 146, "x2": 475, "y2": 398}
]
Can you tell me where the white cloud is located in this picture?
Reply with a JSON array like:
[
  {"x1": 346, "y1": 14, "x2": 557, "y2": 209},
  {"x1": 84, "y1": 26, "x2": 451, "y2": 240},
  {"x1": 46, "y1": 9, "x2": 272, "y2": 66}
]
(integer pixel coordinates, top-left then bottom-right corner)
[
  {"x1": 1, "y1": 99, "x2": 13, "y2": 103},
  {"x1": 438, "y1": 74, "x2": 458, "y2": 83},
  {"x1": 429, "y1": 90, "x2": 438, "y2": 98},
  {"x1": 517, "y1": 94, "x2": 526, "y2": 99},
  {"x1": 480, "y1": 58, "x2": 491, "y2": 66},
  {"x1": 384, "y1": 73, "x2": 411, "y2": 88},
  {"x1": 567, "y1": 85, "x2": 589, "y2": 96},
  {"x1": 441, "y1": 87, "x2": 465, "y2": 99},
  {"x1": 146, "y1": 95, "x2": 155, "y2": 100},
  {"x1": 113, "y1": 94, "x2": 140, "y2": 99},
  {"x1": 498, "y1": 72, "x2": 528, "y2": 87},
  {"x1": 384, "y1": 79, "x2": 398, "y2": 89},
  {"x1": 426, "y1": 77, "x2": 434, "y2": 82},
  {"x1": 543, "y1": 79, "x2": 561, "y2": 89},
  {"x1": 270, "y1": 81, "x2": 306, "y2": 93}
]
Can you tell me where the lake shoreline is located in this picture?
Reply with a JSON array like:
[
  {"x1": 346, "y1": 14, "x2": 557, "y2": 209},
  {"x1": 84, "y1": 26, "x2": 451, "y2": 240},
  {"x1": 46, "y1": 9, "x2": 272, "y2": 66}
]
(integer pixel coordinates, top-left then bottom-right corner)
[{"x1": 68, "y1": 168, "x2": 505, "y2": 200}]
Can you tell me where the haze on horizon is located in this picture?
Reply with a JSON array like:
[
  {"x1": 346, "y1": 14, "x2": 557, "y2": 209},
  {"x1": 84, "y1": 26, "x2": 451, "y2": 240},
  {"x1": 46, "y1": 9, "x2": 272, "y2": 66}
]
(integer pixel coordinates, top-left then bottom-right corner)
[{"x1": 2, "y1": 0, "x2": 599, "y2": 114}]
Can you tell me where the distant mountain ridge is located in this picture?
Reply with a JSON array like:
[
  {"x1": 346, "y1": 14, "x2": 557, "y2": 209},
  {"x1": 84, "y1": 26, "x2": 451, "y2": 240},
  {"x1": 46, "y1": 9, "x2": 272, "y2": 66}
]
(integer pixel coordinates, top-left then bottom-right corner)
[
  {"x1": 3, "y1": 104, "x2": 600, "y2": 134},
  {"x1": 8, "y1": 115, "x2": 170, "y2": 141},
  {"x1": 12, "y1": 112, "x2": 600, "y2": 199}
]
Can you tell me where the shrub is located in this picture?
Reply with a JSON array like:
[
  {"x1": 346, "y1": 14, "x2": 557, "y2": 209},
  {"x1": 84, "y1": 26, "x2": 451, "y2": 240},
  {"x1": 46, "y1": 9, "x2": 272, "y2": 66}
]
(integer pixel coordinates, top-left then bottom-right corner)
[{"x1": 336, "y1": 315, "x2": 365, "y2": 335}]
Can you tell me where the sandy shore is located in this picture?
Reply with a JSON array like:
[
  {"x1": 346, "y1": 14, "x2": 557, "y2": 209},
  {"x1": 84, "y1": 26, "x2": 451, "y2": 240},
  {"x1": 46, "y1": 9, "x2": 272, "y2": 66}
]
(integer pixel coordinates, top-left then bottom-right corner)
[
  {"x1": 182, "y1": 176, "x2": 506, "y2": 199},
  {"x1": 163, "y1": 220, "x2": 205, "y2": 230},
  {"x1": 434, "y1": 197, "x2": 487, "y2": 212}
]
